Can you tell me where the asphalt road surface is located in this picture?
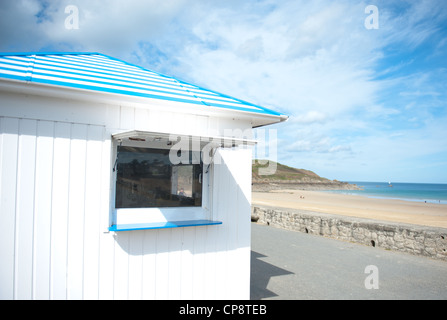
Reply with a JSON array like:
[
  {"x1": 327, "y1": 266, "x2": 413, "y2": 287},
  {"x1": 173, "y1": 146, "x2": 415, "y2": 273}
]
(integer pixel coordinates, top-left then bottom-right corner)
[{"x1": 250, "y1": 223, "x2": 447, "y2": 300}]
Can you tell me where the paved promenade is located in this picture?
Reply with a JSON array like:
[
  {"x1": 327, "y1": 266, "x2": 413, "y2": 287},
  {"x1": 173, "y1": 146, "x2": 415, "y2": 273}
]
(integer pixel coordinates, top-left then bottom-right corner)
[{"x1": 250, "y1": 223, "x2": 447, "y2": 300}]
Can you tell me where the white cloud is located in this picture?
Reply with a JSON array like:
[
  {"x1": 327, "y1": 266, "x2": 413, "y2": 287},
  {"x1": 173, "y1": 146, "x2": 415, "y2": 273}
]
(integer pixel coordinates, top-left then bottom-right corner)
[
  {"x1": 0, "y1": 0, "x2": 446, "y2": 182},
  {"x1": 293, "y1": 111, "x2": 328, "y2": 124}
]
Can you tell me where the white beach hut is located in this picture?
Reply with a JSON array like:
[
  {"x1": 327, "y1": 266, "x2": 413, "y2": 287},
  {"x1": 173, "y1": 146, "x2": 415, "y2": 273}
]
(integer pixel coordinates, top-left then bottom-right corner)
[{"x1": 0, "y1": 52, "x2": 287, "y2": 300}]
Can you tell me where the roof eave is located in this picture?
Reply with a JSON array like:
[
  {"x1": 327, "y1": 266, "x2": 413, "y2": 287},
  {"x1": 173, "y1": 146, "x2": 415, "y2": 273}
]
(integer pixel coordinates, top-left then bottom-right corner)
[{"x1": 0, "y1": 78, "x2": 288, "y2": 128}]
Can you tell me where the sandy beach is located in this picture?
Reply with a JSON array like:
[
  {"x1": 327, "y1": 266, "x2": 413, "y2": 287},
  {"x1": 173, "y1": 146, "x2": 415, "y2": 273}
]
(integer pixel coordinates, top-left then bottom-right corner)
[{"x1": 252, "y1": 190, "x2": 447, "y2": 229}]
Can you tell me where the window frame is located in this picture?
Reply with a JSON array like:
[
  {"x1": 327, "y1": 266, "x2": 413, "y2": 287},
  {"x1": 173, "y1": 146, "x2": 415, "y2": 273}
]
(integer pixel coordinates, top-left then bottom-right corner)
[
  {"x1": 108, "y1": 130, "x2": 256, "y2": 232},
  {"x1": 114, "y1": 146, "x2": 204, "y2": 209},
  {"x1": 110, "y1": 136, "x2": 212, "y2": 228}
]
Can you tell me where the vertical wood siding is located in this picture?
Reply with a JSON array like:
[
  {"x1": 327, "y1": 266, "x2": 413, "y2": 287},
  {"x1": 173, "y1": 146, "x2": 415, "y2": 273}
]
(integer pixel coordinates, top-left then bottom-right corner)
[
  {"x1": 0, "y1": 100, "x2": 252, "y2": 300},
  {"x1": 0, "y1": 117, "x2": 107, "y2": 299}
]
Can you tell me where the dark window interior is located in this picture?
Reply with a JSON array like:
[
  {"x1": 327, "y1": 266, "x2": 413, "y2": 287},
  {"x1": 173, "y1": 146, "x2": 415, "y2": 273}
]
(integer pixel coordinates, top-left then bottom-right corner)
[{"x1": 115, "y1": 146, "x2": 202, "y2": 208}]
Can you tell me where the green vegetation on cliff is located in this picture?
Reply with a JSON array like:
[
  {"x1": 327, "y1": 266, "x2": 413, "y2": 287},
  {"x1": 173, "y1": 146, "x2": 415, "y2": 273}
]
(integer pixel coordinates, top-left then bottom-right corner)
[
  {"x1": 252, "y1": 160, "x2": 330, "y2": 183},
  {"x1": 252, "y1": 160, "x2": 360, "y2": 191}
]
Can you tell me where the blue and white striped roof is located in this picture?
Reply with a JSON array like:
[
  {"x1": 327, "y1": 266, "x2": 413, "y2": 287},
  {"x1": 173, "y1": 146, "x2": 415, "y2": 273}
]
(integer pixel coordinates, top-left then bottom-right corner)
[{"x1": 0, "y1": 52, "x2": 286, "y2": 119}]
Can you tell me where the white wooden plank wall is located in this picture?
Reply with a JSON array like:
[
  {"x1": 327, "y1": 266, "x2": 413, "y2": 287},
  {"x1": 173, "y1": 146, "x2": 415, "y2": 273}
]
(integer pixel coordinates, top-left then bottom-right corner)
[
  {"x1": 211, "y1": 148, "x2": 252, "y2": 299},
  {"x1": 0, "y1": 117, "x2": 107, "y2": 299},
  {"x1": 0, "y1": 117, "x2": 19, "y2": 299},
  {"x1": 0, "y1": 102, "x2": 253, "y2": 300},
  {"x1": 102, "y1": 139, "x2": 252, "y2": 299}
]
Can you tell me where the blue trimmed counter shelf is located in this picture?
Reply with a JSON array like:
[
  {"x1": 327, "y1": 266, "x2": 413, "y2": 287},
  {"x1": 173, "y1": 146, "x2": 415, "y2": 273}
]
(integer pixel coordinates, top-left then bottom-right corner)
[{"x1": 109, "y1": 220, "x2": 222, "y2": 232}]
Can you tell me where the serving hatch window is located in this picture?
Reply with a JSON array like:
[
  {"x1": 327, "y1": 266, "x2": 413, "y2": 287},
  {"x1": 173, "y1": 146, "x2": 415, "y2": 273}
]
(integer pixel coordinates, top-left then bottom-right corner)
[{"x1": 115, "y1": 146, "x2": 203, "y2": 208}]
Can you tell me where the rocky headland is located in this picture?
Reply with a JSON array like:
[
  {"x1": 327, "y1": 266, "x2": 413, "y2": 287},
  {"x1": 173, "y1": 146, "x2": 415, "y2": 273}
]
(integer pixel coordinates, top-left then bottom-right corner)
[{"x1": 252, "y1": 160, "x2": 361, "y2": 192}]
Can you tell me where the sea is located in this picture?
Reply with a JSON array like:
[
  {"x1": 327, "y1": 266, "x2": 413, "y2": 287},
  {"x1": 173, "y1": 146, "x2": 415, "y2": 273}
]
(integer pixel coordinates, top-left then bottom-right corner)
[{"x1": 329, "y1": 181, "x2": 447, "y2": 205}]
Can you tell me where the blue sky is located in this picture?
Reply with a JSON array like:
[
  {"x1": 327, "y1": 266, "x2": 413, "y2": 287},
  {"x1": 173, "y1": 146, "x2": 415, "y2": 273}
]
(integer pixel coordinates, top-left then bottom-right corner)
[{"x1": 1, "y1": 0, "x2": 446, "y2": 183}]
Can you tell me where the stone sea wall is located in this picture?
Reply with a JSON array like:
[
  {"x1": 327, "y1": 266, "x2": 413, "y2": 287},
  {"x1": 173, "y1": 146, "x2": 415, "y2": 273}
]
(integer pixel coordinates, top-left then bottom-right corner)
[{"x1": 252, "y1": 206, "x2": 447, "y2": 262}]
